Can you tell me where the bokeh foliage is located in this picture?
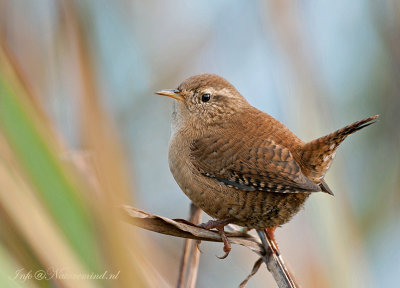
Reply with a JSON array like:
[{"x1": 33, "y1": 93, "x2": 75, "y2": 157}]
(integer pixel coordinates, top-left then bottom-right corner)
[{"x1": 0, "y1": 1, "x2": 399, "y2": 288}]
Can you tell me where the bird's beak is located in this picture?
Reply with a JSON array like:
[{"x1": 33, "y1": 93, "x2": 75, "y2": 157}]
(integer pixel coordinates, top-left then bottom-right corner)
[{"x1": 155, "y1": 89, "x2": 184, "y2": 102}]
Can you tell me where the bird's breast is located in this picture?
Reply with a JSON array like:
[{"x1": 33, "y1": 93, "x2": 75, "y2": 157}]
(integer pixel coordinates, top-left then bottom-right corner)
[{"x1": 168, "y1": 129, "x2": 235, "y2": 218}]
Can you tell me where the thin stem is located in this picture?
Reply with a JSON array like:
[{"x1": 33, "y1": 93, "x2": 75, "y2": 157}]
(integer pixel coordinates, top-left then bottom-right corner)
[
  {"x1": 177, "y1": 203, "x2": 202, "y2": 288},
  {"x1": 256, "y1": 230, "x2": 298, "y2": 288}
]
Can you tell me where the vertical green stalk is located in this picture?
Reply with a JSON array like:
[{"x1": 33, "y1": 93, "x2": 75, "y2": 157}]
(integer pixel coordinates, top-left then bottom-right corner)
[{"x1": 0, "y1": 75, "x2": 101, "y2": 273}]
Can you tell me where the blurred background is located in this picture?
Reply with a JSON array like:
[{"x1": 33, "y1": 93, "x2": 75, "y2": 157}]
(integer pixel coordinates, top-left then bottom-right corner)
[{"x1": 0, "y1": 1, "x2": 399, "y2": 287}]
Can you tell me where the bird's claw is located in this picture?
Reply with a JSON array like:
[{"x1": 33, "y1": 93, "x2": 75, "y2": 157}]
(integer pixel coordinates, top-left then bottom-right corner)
[
  {"x1": 216, "y1": 225, "x2": 231, "y2": 259},
  {"x1": 198, "y1": 218, "x2": 233, "y2": 259},
  {"x1": 217, "y1": 252, "x2": 229, "y2": 259},
  {"x1": 217, "y1": 239, "x2": 231, "y2": 259}
]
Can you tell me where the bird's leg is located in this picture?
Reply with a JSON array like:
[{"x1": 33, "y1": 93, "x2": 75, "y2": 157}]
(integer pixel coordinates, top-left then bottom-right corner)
[
  {"x1": 198, "y1": 218, "x2": 234, "y2": 259},
  {"x1": 265, "y1": 227, "x2": 280, "y2": 254}
]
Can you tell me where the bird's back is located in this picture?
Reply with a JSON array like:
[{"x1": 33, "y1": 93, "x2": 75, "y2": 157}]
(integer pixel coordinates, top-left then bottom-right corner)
[{"x1": 217, "y1": 107, "x2": 303, "y2": 149}]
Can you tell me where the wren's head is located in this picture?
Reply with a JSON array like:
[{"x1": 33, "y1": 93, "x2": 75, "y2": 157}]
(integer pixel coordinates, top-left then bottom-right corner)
[{"x1": 156, "y1": 74, "x2": 249, "y2": 129}]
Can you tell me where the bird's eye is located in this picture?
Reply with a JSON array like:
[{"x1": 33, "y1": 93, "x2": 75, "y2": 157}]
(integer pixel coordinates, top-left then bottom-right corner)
[{"x1": 201, "y1": 93, "x2": 211, "y2": 102}]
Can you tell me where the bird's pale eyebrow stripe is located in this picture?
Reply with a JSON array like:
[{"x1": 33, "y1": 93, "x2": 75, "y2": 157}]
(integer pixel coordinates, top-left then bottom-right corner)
[{"x1": 218, "y1": 88, "x2": 231, "y2": 94}]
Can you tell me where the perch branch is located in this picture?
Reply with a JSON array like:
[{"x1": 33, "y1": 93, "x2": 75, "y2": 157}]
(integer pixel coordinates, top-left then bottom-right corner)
[
  {"x1": 122, "y1": 205, "x2": 299, "y2": 288},
  {"x1": 122, "y1": 205, "x2": 262, "y2": 253}
]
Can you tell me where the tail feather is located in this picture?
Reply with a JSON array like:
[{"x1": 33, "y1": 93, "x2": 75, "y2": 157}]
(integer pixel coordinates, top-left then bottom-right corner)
[{"x1": 300, "y1": 115, "x2": 379, "y2": 183}]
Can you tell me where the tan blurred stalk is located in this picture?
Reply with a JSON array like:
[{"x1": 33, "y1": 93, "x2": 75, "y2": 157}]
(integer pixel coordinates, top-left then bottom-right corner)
[{"x1": 59, "y1": 1, "x2": 150, "y2": 287}]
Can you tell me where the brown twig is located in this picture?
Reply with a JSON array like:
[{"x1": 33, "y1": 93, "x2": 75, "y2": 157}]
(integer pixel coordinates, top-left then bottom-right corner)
[
  {"x1": 176, "y1": 203, "x2": 202, "y2": 288},
  {"x1": 122, "y1": 205, "x2": 299, "y2": 288},
  {"x1": 122, "y1": 205, "x2": 262, "y2": 252}
]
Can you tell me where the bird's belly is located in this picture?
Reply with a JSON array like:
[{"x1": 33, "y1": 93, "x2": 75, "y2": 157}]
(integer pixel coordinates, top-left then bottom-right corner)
[
  {"x1": 169, "y1": 153, "x2": 309, "y2": 227},
  {"x1": 228, "y1": 191, "x2": 310, "y2": 229}
]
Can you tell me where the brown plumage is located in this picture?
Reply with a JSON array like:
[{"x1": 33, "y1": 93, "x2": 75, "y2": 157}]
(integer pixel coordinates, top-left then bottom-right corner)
[{"x1": 156, "y1": 74, "x2": 378, "y2": 258}]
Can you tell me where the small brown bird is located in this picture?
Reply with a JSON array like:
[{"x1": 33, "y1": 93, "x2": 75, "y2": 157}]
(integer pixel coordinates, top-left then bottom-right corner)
[{"x1": 157, "y1": 74, "x2": 378, "y2": 258}]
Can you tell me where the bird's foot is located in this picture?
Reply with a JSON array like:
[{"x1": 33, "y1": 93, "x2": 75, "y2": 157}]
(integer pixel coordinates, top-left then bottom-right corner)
[
  {"x1": 198, "y1": 218, "x2": 232, "y2": 230},
  {"x1": 215, "y1": 225, "x2": 231, "y2": 259},
  {"x1": 198, "y1": 218, "x2": 234, "y2": 259}
]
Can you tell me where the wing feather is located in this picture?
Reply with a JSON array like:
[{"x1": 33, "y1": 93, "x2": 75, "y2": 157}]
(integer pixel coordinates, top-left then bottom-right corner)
[{"x1": 190, "y1": 134, "x2": 320, "y2": 193}]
